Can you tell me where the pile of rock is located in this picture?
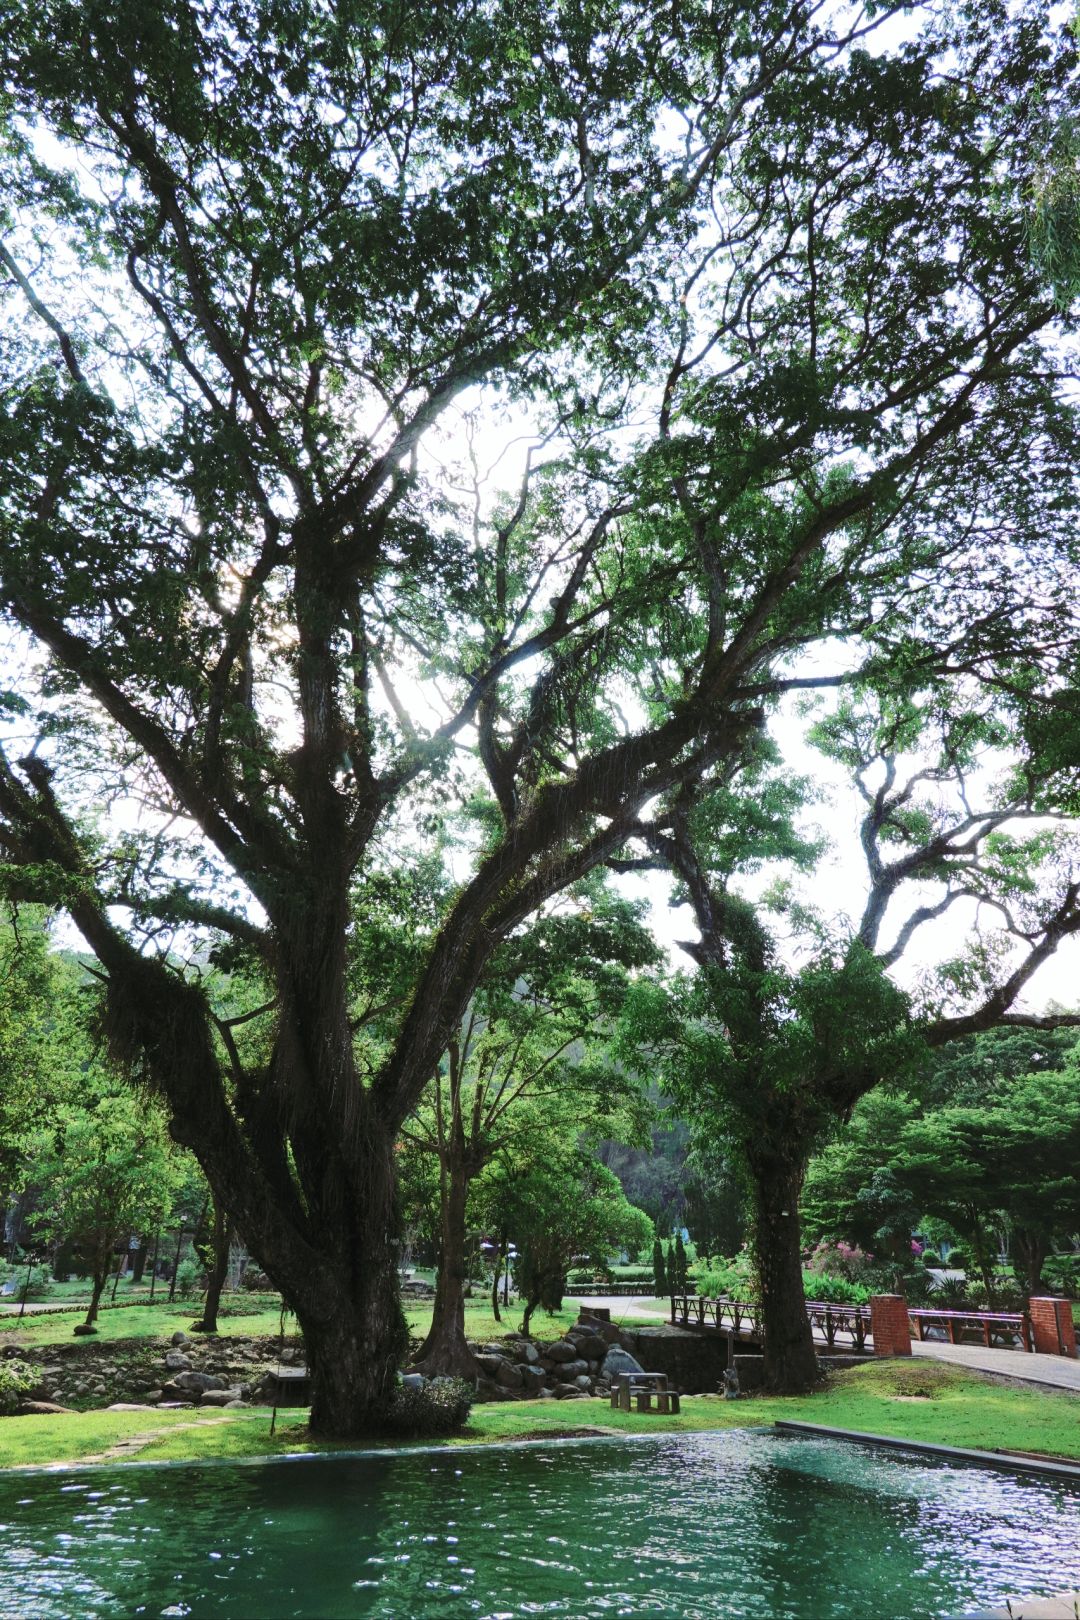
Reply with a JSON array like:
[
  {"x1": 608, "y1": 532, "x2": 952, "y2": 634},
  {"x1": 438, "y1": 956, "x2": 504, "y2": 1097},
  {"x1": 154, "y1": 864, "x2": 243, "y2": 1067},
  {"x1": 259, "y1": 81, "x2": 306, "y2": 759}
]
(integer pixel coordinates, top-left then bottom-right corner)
[
  {"x1": 2, "y1": 1331, "x2": 286, "y2": 1413},
  {"x1": 465, "y1": 1318, "x2": 646, "y2": 1401},
  {"x1": 3, "y1": 1341, "x2": 150, "y2": 1410},
  {"x1": 155, "y1": 1335, "x2": 253, "y2": 1409}
]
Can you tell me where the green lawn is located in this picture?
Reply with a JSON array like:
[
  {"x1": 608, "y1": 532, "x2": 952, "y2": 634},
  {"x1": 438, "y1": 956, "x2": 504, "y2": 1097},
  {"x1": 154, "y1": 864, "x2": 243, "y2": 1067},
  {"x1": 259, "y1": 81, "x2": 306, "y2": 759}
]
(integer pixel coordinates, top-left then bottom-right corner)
[
  {"x1": 1, "y1": 1361, "x2": 1076, "y2": 1473},
  {"x1": 0, "y1": 1295, "x2": 592, "y2": 1351},
  {"x1": 0, "y1": 1300, "x2": 291, "y2": 1347}
]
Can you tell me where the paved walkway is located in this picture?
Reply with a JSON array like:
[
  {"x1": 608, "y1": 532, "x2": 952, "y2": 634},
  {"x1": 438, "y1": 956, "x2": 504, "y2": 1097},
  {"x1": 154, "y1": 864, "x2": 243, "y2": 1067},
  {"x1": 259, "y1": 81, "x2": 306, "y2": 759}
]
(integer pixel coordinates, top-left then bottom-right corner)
[{"x1": 911, "y1": 1339, "x2": 1080, "y2": 1393}]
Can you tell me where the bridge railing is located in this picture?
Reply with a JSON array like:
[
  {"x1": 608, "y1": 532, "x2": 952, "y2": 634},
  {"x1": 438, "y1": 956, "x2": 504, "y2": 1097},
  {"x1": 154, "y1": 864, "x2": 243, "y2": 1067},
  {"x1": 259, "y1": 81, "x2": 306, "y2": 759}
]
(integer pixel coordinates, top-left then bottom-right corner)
[
  {"x1": 805, "y1": 1300, "x2": 873, "y2": 1352},
  {"x1": 909, "y1": 1307, "x2": 1032, "y2": 1352},
  {"x1": 670, "y1": 1292, "x2": 1040, "y2": 1355},
  {"x1": 669, "y1": 1293, "x2": 763, "y2": 1337}
]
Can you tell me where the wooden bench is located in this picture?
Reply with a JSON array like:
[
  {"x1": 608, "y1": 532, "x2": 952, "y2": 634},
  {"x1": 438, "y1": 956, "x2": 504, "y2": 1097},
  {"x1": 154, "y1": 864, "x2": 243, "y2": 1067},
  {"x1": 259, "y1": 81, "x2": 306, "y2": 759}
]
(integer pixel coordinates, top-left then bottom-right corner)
[{"x1": 610, "y1": 1370, "x2": 680, "y2": 1415}]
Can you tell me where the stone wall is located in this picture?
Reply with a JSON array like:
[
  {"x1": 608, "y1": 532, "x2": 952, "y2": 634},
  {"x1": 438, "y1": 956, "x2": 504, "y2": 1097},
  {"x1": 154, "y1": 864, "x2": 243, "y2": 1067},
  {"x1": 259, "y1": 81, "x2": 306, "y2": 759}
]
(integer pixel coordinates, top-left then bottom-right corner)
[{"x1": 623, "y1": 1326, "x2": 739, "y2": 1393}]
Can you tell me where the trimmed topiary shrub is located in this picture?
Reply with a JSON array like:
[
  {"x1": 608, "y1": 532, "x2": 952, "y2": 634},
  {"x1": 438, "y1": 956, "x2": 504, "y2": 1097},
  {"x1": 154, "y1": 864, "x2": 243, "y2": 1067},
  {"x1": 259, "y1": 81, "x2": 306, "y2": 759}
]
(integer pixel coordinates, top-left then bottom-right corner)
[
  {"x1": 385, "y1": 1378, "x2": 474, "y2": 1439},
  {"x1": 921, "y1": 1250, "x2": 942, "y2": 1268}
]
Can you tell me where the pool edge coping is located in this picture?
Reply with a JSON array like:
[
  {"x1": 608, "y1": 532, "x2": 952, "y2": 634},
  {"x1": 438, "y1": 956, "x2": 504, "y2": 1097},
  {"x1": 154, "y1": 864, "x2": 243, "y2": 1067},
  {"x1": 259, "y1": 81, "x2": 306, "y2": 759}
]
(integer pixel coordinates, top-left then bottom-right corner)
[{"x1": 774, "y1": 1420, "x2": 1080, "y2": 1485}]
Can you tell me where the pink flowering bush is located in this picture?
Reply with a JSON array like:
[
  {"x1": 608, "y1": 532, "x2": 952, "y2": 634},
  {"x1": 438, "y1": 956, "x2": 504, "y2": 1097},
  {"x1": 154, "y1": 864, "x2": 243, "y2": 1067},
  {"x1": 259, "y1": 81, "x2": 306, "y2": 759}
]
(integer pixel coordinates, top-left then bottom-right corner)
[{"x1": 805, "y1": 1240, "x2": 877, "y2": 1283}]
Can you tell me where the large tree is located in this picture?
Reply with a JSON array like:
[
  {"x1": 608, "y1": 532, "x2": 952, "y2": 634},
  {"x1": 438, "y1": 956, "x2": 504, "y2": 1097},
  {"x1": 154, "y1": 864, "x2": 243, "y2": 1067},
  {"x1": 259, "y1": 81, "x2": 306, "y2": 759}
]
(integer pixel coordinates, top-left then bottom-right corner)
[
  {"x1": 622, "y1": 692, "x2": 1080, "y2": 1391},
  {"x1": 1, "y1": 0, "x2": 1077, "y2": 1432}
]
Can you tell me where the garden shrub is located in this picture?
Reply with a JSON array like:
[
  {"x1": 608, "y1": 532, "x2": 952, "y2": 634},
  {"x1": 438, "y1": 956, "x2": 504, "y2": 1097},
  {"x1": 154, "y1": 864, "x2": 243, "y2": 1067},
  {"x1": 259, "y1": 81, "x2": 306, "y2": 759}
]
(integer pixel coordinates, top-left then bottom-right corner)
[
  {"x1": 805, "y1": 1241, "x2": 877, "y2": 1284},
  {"x1": 697, "y1": 1251, "x2": 756, "y2": 1301},
  {"x1": 933, "y1": 1277, "x2": 971, "y2": 1309},
  {"x1": 1044, "y1": 1254, "x2": 1080, "y2": 1297},
  {"x1": 802, "y1": 1272, "x2": 870, "y2": 1305},
  {"x1": 895, "y1": 1267, "x2": 935, "y2": 1306},
  {"x1": 921, "y1": 1250, "x2": 942, "y2": 1268},
  {"x1": 965, "y1": 1277, "x2": 1025, "y2": 1312},
  {"x1": 944, "y1": 1245, "x2": 968, "y2": 1270},
  {"x1": 0, "y1": 1360, "x2": 35, "y2": 1416},
  {"x1": 173, "y1": 1259, "x2": 202, "y2": 1298},
  {"x1": 385, "y1": 1378, "x2": 474, "y2": 1438}
]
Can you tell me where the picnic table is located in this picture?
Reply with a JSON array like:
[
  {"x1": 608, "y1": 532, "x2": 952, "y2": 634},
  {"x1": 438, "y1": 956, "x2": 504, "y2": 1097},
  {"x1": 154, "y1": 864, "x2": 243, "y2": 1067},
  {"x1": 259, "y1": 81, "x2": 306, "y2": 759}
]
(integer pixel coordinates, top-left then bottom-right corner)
[{"x1": 609, "y1": 1370, "x2": 681, "y2": 1415}]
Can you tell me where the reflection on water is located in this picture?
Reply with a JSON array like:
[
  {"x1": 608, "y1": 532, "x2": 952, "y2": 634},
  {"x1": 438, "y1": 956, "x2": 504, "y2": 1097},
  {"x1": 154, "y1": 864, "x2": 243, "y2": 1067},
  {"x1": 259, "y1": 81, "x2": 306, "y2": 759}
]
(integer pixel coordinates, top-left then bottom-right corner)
[{"x1": 1, "y1": 1432, "x2": 1079, "y2": 1619}]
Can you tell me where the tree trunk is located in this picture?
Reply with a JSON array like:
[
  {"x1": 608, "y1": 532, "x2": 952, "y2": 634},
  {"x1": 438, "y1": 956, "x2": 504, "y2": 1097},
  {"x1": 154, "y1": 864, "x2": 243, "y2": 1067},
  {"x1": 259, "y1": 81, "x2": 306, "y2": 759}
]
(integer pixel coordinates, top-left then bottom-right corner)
[
  {"x1": 293, "y1": 1216, "x2": 410, "y2": 1438},
  {"x1": 969, "y1": 1210, "x2": 997, "y2": 1308},
  {"x1": 749, "y1": 1151, "x2": 819, "y2": 1394},
  {"x1": 83, "y1": 882, "x2": 419, "y2": 1437},
  {"x1": 167, "y1": 1224, "x2": 186, "y2": 1302},
  {"x1": 110, "y1": 1240, "x2": 128, "y2": 1300},
  {"x1": 1012, "y1": 1227, "x2": 1048, "y2": 1297},
  {"x1": 77, "y1": 1253, "x2": 110, "y2": 1333},
  {"x1": 193, "y1": 1202, "x2": 233, "y2": 1333},
  {"x1": 130, "y1": 1240, "x2": 148, "y2": 1285},
  {"x1": 411, "y1": 1158, "x2": 479, "y2": 1379}
]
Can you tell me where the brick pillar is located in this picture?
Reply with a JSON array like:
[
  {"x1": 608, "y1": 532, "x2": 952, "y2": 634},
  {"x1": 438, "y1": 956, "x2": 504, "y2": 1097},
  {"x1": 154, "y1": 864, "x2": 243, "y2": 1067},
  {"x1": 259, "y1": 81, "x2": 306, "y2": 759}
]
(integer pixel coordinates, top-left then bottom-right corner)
[
  {"x1": 1029, "y1": 1297, "x2": 1078, "y2": 1358},
  {"x1": 870, "y1": 1293, "x2": 912, "y2": 1357}
]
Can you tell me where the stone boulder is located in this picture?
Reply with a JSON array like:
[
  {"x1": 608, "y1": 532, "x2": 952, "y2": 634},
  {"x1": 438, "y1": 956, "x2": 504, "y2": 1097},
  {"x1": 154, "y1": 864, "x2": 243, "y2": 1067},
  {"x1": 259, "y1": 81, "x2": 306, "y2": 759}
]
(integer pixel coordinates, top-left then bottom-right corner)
[
  {"x1": 164, "y1": 1351, "x2": 192, "y2": 1372},
  {"x1": 507, "y1": 1340, "x2": 539, "y2": 1364},
  {"x1": 200, "y1": 1388, "x2": 244, "y2": 1407},
  {"x1": 174, "y1": 1370, "x2": 228, "y2": 1393},
  {"x1": 545, "y1": 1340, "x2": 578, "y2": 1363},
  {"x1": 494, "y1": 1361, "x2": 524, "y2": 1390},
  {"x1": 554, "y1": 1383, "x2": 587, "y2": 1399},
  {"x1": 560, "y1": 1359, "x2": 590, "y2": 1379},
  {"x1": 170, "y1": 1331, "x2": 188, "y2": 1346},
  {"x1": 573, "y1": 1375, "x2": 593, "y2": 1392},
  {"x1": 573, "y1": 1334, "x2": 608, "y2": 1361},
  {"x1": 601, "y1": 1346, "x2": 644, "y2": 1379},
  {"x1": 520, "y1": 1365, "x2": 546, "y2": 1394}
]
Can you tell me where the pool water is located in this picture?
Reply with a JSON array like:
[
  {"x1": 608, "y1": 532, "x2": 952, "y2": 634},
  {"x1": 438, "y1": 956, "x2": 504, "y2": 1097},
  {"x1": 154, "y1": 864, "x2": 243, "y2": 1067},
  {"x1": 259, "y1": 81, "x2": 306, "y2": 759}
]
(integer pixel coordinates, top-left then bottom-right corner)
[{"x1": 2, "y1": 1431, "x2": 1080, "y2": 1618}]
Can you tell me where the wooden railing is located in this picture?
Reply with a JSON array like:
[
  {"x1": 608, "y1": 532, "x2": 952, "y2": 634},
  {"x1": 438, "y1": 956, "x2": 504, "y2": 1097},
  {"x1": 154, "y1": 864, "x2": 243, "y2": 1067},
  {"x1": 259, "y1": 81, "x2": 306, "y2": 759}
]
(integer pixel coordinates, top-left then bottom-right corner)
[
  {"x1": 670, "y1": 1293, "x2": 763, "y2": 1337},
  {"x1": 805, "y1": 1300, "x2": 873, "y2": 1353},
  {"x1": 908, "y1": 1307, "x2": 1032, "y2": 1352},
  {"x1": 669, "y1": 1293, "x2": 1038, "y2": 1355}
]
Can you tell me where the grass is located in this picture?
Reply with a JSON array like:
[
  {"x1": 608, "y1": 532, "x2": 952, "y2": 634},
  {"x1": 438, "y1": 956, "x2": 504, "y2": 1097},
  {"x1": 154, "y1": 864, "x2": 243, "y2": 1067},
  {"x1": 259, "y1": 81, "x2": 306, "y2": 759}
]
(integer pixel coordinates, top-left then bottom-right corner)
[
  {"x1": 0, "y1": 1361, "x2": 1076, "y2": 1473},
  {"x1": 0, "y1": 1300, "x2": 291, "y2": 1348},
  {"x1": 0, "y1": 1295, "x2": 601, "y2": 1351}
]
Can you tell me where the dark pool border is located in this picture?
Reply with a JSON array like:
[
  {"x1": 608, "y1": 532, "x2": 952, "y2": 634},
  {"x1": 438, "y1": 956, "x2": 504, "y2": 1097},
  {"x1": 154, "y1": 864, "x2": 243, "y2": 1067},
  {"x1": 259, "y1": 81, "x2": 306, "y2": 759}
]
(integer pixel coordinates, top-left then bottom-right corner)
[{"x1": 775, "y1": 1420, "x2": 1080, "y2": 1486}]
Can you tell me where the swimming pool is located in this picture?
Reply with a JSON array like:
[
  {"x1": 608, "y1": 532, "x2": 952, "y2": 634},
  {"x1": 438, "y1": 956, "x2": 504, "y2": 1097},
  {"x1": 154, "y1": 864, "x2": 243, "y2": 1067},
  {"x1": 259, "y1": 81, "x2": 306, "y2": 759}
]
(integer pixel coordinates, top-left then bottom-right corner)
[{"x1": 2, "y1": 1430, "x2": 1078, "y2": 1618}]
